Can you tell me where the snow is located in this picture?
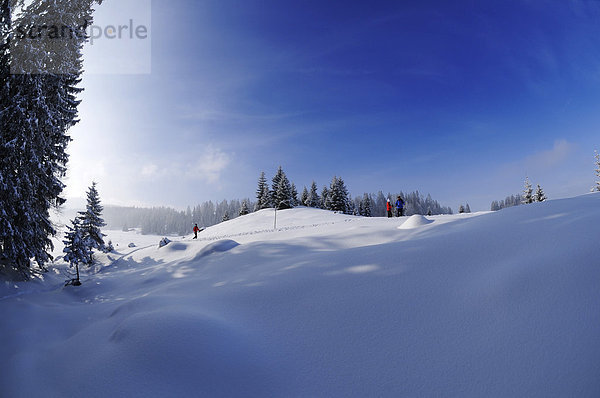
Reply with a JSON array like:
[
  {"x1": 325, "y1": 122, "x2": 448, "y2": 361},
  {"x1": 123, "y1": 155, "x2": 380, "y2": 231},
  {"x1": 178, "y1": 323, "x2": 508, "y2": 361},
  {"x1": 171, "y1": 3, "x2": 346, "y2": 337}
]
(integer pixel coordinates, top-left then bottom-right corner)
[
  {"x1": 397, "y1": 214, "x2": 433, "y2": 229},
  {"x1": 2, "y1": 194, "x2": 600, "y2": 397}
]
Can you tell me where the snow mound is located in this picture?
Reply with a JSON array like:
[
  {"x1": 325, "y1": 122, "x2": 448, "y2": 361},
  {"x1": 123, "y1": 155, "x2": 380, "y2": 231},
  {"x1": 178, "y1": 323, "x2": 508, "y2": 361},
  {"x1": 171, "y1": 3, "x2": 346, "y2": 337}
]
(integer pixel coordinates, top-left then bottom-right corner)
[
  {"x1": 397, "y1": 214, "x2": 433, "y2": 229},
  {"x1": 193, "y1": 239, "x2": 240, "y2": 261}
]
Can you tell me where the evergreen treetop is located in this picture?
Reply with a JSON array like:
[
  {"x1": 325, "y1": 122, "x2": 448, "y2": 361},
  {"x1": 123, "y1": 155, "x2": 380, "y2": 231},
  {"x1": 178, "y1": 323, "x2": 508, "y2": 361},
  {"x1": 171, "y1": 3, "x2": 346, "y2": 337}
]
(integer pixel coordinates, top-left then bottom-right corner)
[
  {"x1": 523, "y1": 177, "x2": 534, "y2": 204},
  {"x1": 77, "y1": 182, "x2": 106, "y2": 254},
  {"x1": 535, "y1": 184, "x2": 546, "y2": 202}
]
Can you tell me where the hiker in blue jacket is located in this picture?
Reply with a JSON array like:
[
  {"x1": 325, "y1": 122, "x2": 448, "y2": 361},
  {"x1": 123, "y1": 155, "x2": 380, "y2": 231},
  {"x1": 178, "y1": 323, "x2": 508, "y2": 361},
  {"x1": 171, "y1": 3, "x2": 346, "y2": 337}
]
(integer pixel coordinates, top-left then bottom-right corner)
[{"x1": 396, "y1": 196, "x2": 404, "y2": 217}]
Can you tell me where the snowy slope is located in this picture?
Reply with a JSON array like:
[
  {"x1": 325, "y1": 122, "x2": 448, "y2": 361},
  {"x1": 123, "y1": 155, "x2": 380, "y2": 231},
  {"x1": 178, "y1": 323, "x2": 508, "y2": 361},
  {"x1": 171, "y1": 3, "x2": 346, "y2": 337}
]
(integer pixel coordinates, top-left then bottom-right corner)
[{"x1": 2, "y1": 195, "x2": 600, "y2": 397}]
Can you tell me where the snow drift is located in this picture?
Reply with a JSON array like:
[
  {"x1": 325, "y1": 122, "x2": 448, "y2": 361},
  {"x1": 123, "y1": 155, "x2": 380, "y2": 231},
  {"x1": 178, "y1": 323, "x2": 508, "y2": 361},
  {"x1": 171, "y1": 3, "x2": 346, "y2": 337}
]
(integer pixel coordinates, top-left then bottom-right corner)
[
  {"x1": 2, "y1": 194, "x2": 600, "y2": 397},
  {"x1": 397, "y1": 214, "x2": 433, "y2": 229}
]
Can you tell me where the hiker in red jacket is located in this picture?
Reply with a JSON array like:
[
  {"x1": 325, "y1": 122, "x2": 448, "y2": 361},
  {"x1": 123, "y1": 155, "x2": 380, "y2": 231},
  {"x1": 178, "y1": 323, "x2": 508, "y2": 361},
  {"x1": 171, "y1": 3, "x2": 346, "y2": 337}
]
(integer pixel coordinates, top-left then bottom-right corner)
[
  {"x1": 386, "y1": 199, "x2": 393, "y2": 218},
  {"x1": 193, "y1": 224, "x2": 200, "y2": 239}
]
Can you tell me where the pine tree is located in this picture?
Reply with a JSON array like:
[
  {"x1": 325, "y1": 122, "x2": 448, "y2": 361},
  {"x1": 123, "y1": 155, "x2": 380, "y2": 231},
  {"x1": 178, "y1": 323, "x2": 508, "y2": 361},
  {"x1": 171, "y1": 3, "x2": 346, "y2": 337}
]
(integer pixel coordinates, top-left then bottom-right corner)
[
  {"x1": 222, "y1": 212, "x2": 230, "y2": 222},
  {"x1": 0, "y1": 0, "x2": 101, "y2": 275},
  {"x1": 308, "y1": 181, "x2": 320, "y2": 208},
  {"x1": 594, "y1": 151, "x2": 600, "y2": 192},
  {"x1": 320, "y1": 186, "x2": 330, "y2": 210},
  {"x1": 63, "y1": 218, "x2": 91, "y2": 286},
  {"x1": 300, "y1": 186, "x2": 309, "y2": 206},
  {"x1": 274, "y1": 175, "x2": 292, "y2": 209},
  {"x1": 290, "y1": 183, "x2": 298, "y2": 207},
  {"x1": 459, "y1": 204, "x2": 465, "y2": 214},
  {"x1": 271, "y1": 166, "x2": 285, "y2": 205},
  {"x1": 239, "y1": 200, "x2": 249, "y2": 216},
  {"x1": 77, "y1": 182, "x2": 106, "y2": 260},
  {"x1": 465, "y1": 203, "x2": 471, "y2": 213},
  {"x1": 361, "y1": 193, "x2": 372, "y2": 217},
  {"x1": 523, "y1": 177, "x2": 534, "y2": 204},
  {"x1": 535, "y1": 184, "x2": 546, "y2": 202},
  {"x1": 329, "y1": 176, "x2": 350, "y2": 213},
  {"x1": 255, "y1": 171, "x2": 271, "y2": 210}
]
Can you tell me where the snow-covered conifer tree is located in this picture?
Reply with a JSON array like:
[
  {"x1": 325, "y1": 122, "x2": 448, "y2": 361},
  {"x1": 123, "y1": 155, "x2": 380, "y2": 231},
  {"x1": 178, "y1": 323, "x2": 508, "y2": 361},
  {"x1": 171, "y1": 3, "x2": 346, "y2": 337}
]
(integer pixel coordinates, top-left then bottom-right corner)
[
  {"x1": 239, "y1": 200, "x2": 249, "y2": 216},
  {"x1": 328, "y1": 176, "x2": 350, "y2": 213},
  {"x1": 535, "y1": 184, "x2": 546, "y2": 202},
  {"x1": 222, "y1": 212, "x2": 230, "y2": 222},
  {"x1": 300, "y1": 186, "x2": 309, "y2": 206},
  {"x1": 465, "y1": 204, "x2": 471, "y2": 213},
  {"x1": 274, "y1": 175, "x2": 293, "y2": 209},
  {"x1": 255, "y1": 171, "x2": 271, "y2": 210},
  {"x1": 271, "y1": 166, "x2": 286, "y2": 205},
  {"x1": 362, "y1": 193, "x2": 372, "y2": 217},
  {"x1": 458, "y1": 205, "x2": 465, "y2": 214},
  {"x1": 0, "y1": 0, "x2": 101, "y2": 275},
  {"x1": 523, "y1": 177, "x2": 534, "y2": 204},
  {"x1": 320, "y1": 186, "x2": 330, "y2": 210},
  {"x1": 290, "y1": 183, "x2": 298, "y2": 207},
  {"x1": 63, "y1": 218, "x2": 92, "y2": 286},
  {"x1": 77, "y1": 182, "x2": 106, "y2": 259},
  {"x1": 308, "y1": 181, "x2": 320, "y2": 208}
]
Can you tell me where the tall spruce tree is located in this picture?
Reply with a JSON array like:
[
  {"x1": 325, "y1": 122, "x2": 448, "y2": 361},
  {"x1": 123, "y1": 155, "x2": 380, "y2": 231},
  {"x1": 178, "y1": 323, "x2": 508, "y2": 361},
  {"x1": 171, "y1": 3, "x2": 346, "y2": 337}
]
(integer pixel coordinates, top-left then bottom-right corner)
[
  {"x1": 320, "y1": 186, "x2": 330, "y2": 210},
  {"x1": 362, "y1": 193, "x2": 372, "y2": 217},
  {"x1": 300, "y1": 186, "x2": 309, "y2": 206},
  {"x1": 523, "y1": 177, "x2": 534, "y2": 204},
  {"x1": 274, "y1": 175, "x2": 293, "y2": 209},
  {"x1": 535, "y1": 184, "x2": 546, "y2": 202},
  {"x1": 239, "y1": 200, "x2": 249, "y2": 216},
  {"x1": 307, "y1": 181, "x2": 320, "y2": 208},
  {"x1": 0, "y1": 0, "x2": 101, "y2": 275},
  {"x1": 271, "y1": 166, "x2": 293, "y2": 208},
  {"x1": 255, "y1": 171, "x2": 271, "y2": 210},
  {"x1": 329, "y1": 176, "x2": 350, "y2": 213},
  {"x1": 77, "y1": 182, "x2": 106, "y2": 259},
  {"x1": 290, "y1": 183, "x2": 298, "y2": 207}
]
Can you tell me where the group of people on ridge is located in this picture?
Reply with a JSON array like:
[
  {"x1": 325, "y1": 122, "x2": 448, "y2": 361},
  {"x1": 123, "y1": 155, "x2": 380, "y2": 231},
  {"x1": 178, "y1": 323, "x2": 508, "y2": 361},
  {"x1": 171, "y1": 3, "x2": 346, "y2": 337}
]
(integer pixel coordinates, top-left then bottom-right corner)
[{"x1": 386, "y1": 196, "x2": 404, "y2": 218}]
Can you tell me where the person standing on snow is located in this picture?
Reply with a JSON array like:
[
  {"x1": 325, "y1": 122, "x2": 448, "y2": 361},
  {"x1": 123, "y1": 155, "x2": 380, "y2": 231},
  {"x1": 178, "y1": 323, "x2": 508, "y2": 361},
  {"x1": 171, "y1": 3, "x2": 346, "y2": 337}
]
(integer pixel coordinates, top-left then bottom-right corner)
[
  {"x1": 386, "y1": 199, "x2": 393, "y2": 218},
  {"x1": 193, "y1": 224, "x2": 200, "y2": 239},
  {"x1": 396, "y1": 196, "x2": 404, "y2": 217}
]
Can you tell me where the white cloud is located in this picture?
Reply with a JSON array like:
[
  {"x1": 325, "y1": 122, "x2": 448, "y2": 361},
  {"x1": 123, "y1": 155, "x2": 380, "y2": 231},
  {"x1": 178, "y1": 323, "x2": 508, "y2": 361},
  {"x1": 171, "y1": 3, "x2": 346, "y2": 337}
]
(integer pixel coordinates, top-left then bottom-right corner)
[
  {"x1": 499, "y1": 139, "x2": 576, "y2": 177},
  {"x1": 184, "y1": 145, "x2": 231, "y2": 184},
  {"x1": 521, "y1": 140, "x2": 575, "y2": 171}
]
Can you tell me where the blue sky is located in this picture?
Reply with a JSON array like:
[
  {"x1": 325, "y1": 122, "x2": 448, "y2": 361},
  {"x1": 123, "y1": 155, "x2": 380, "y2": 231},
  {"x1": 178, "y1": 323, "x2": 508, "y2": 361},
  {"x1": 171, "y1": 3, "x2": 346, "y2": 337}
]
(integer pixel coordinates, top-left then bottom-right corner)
[{"x1": 65, "y1": 0, "x2": 600, "y2": 211}]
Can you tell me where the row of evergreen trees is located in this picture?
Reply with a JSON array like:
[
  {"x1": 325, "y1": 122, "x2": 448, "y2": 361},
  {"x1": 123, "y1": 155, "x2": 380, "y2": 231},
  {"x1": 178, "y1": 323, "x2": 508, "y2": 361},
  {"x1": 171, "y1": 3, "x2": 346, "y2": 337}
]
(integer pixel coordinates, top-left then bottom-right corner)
[
  {"x1": 522, "y1": 177, "x2": 546, "y2": 204},
  {"x1": 0, "y1": 0, "x2": 101, "y2": 276},
  {"x1": 255, "y1": 167, "x2": 353, "y2": 212},
  {"x1": 490, "y1": 194, "x2": 522, "y2": 211},
  {"x1": 256, "y1": 167, "x2": 453, "y2": 216},
  {"x1": 490, "y1": 177, "x2": 546, "y2": 211}
]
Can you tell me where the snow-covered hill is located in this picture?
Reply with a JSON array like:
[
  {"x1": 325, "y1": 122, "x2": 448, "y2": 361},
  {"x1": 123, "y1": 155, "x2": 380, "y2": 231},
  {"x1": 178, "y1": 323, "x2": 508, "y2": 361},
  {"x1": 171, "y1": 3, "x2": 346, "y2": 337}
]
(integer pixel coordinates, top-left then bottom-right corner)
[{"x1": 2, "y1": 194, "x2": 600, "y2": 397}]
